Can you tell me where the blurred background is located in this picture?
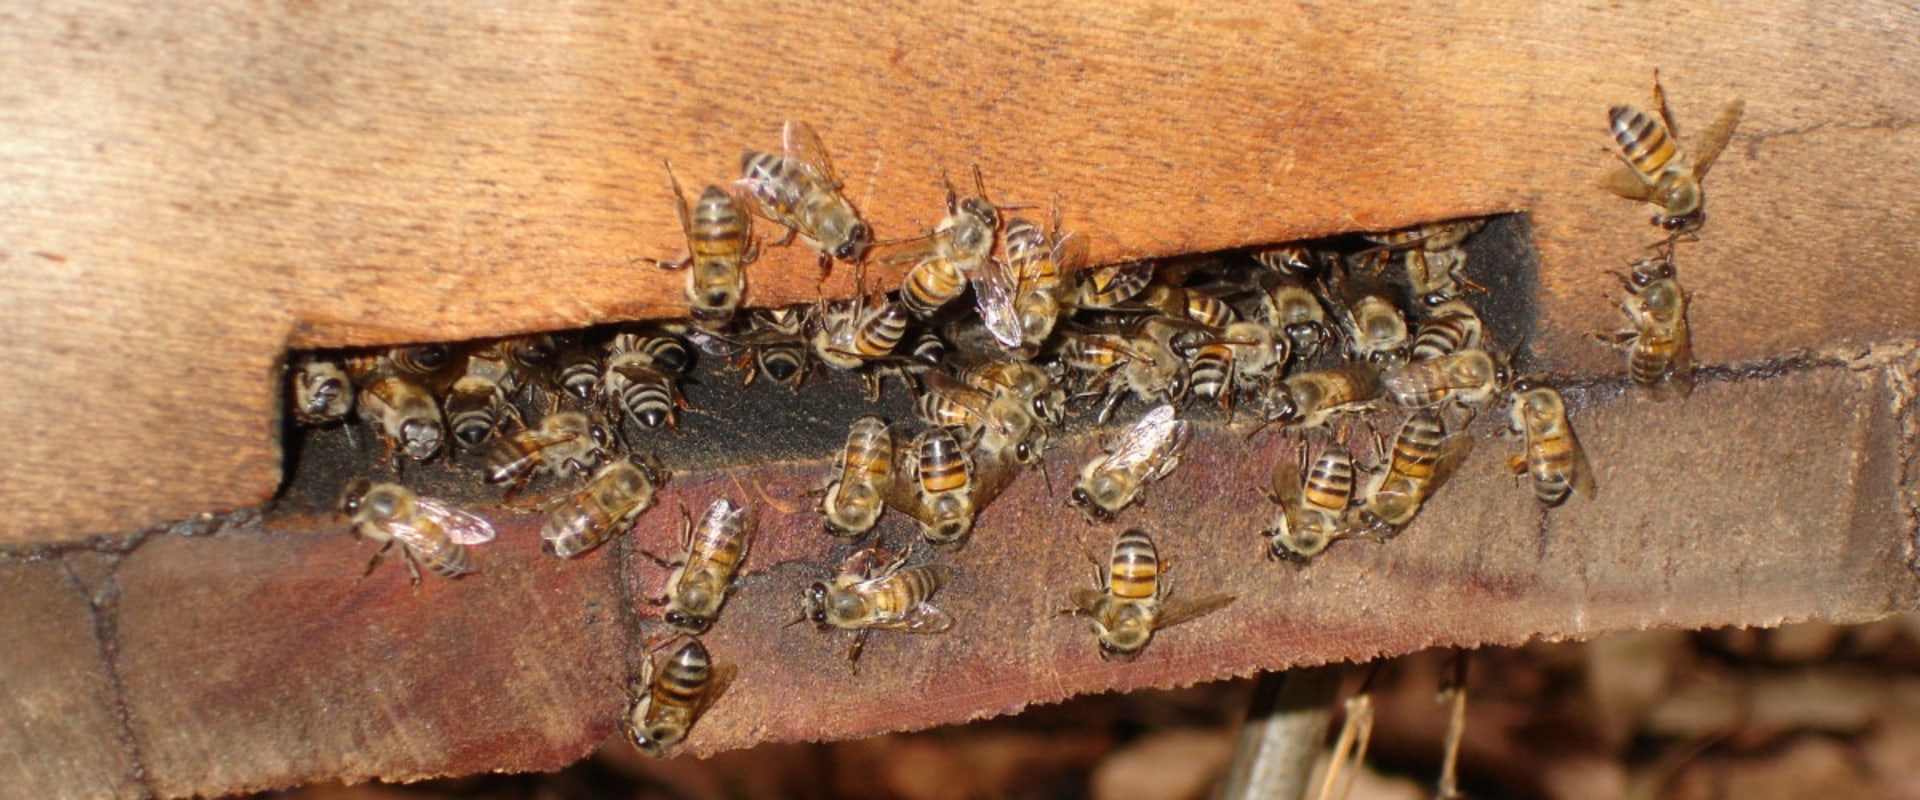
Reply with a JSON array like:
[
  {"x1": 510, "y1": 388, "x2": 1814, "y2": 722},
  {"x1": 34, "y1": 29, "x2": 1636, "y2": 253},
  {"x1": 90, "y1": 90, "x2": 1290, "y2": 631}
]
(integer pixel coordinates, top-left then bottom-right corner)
[{"x1": 244, "y1": 614, "x2": 1920, "y2": 800}]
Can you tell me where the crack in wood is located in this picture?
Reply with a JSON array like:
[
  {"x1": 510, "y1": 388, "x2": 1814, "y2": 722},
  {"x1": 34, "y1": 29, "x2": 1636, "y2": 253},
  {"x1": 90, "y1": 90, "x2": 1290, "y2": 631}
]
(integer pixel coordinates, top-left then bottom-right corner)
[{"x1": 59, "y1": 554, "x2": 156, "y2": 800}]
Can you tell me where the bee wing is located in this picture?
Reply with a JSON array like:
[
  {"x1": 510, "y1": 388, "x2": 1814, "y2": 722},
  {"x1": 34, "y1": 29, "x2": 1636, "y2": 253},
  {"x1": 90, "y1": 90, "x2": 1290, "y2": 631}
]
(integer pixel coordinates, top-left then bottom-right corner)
[
  {"x1": 1569, "y1": 429, "x2": 1599, "y2": 501},
  {"x1": 781, "y1": 120, "x2": 843, "y2": 188},
  {"x1": 880, "y1": 442, "x2": 936, "y2": 524},
  {"x1": 1153, "y1": 593, "x2": 1237, "y2": 630},
  {"x1": 412, "y1": 498, "x2": 498, "y2": 545},
  {"x1": 1690, "y1": 98, "x2": 1745, "y2": 179},
  {"x1": 971, "y1": 257, "x2": 1025, "y2": 349},
  {"x1": 1068, "y1": 587, "x2": 1108, "y2": 616},
  {"x1": 664, "y1": 162, "x2": 694, "y2": 241},
  {"x1": 892, "y1": 602, "x2": 955, "y2": 634},
  {"x1": 1106, "y1": 405, "x2": 1186, "y2": 469},
  {"x1": 868, "y1": 230, "x2": 947, "y2": 269},
  {"x1": 968, "y1": 447, "x2": 1019, "y2": 511},
  {"x1": 1421, "y1": 429, "x2": 1477, "y2": 502},
  {"x1": 1603, "y1": 165, "x2": 1656, "y2": 201},
  {"x1": 696, "y1": 661, "x2": 738, "y2": 719},
  {"x1": 922, "y1": 369, "x2": 995, "y2": 418},
  {"x1": 1053, "y1": 229, "x2": 1090, "y2": 275},
  {"x1": 1268, "y1": 458, "x2": 1307, "y2": 523}
]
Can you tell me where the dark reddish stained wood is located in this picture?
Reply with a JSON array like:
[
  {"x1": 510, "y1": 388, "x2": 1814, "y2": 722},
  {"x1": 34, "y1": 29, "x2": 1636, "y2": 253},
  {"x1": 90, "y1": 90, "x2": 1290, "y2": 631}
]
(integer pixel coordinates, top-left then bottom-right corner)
[{"x1": 7, "y1": 361, "x2": 1915, "y2": 797}]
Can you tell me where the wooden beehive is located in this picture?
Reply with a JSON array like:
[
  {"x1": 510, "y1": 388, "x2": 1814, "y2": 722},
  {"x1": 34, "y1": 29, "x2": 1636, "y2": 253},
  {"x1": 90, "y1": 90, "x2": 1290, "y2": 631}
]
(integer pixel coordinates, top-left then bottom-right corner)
[{"x1": 3, "y1": 1, "x2": 1919, "y2": 796}]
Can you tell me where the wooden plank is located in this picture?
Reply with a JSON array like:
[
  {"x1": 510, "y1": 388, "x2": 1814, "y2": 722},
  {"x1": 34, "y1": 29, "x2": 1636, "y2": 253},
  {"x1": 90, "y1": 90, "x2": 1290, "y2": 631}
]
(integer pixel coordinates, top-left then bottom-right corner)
[
  {"x1": 3, "y1": 358, "x2": 1915, "y2": 797},
  {"x1": 2, "y1": 0, "x2": 1919, "y2": 543}
]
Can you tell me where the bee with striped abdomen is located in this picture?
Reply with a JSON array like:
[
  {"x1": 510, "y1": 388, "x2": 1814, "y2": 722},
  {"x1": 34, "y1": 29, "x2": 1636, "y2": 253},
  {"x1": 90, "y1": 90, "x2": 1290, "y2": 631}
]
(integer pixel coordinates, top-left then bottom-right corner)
[
  {"x1": 442, "y1": 342, "x2": 523, "y2": 449},
  {"x1": 1260, "y1": 362, "x2": 1383, "y2": 430},
  {"x1": 625, "y1": 638, "x2": 733, "y2": 758},
  {"x1": 1357, "y1": 406, "x2": 1474, "y2": 534},
  {"x1": 602, "y1": 331, "x2": 690, "y2": 433},
  {"x1": 886, "y1": 425, "x2": 1015, "y2": 546},
  {"x1": 341, "y1": 480, "x2": 496, "y2": 582},
  {"x1": 821, "y1": 414, "x2": 896, "y2": 537},
  {"x1": 482, "y1": 410, "x2": 613, "y2": 496},
  {"x1": 810, "y1": 294, "x2": 909, "y2": 371},
  {"x1": 1379, "y1": 348, "x2": 1508, "y2": 409},
  {"x1": 736, "y1": 120, "x2": 871, "y2": 272},
  {"x1": 1605, "y1": 76, "x2": 1744, "y2": 232},
  {"x1": 1507, "y1": 379, "x2": 1595, "y2": 506},
  {"x1": 652, "y1": 498, "x2": 755, "y2": 635},
  {"x1": 661, "y1": 162, "x2": 758, "y2": 328},
  {"x1": 1071, "y1": 404, "x2": 1192, "y2": 523},
  {"x1": 1593, "y1": 251, "x2": 1693, "y2": 399},
  {"x1": 1409, "y1": 300, "x2": 1484, "y2": 362},
  {"x1": 1263, "y1": 447, "x2": 1361, "y2": 562},
  {"x1": 355, "y1": 367, "x2": 446, "y2": 463},
  {"x1": 799, "y1": 547, "x2": 954, "y2": 671},
  {"x1": 541, "y1": 454, "x2": 667, "y2": 558},
  {"x1": 1067, "y1": 528, "x2": 1235, "y2": 661}
]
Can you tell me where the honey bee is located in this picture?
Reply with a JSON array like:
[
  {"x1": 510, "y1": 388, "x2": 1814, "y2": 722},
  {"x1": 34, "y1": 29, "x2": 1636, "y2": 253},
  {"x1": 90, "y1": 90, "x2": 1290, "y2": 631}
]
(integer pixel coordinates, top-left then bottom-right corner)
[
  {"x1": 886, "y1": 425, "x2": 1015, "y2": 545},
  {"x1": 1605, "y1": 77, "x2": 1744, "y2": 232},
  {"x1": 1255, "y1": 270, "x2": 1337, "y2": 358},
  {"x1": 736, "y1": 120, "x2": 871, "y2": 270},
  {"x1": 799, "y1": 547, "x2": 954, "y2": 670},
  {"x1": 443, "y1": 344, "x2": 522, "y2": 449},
  {"x1": 1362, "y1": 219, "x2": 1488, "y2": 253},
  {"x1": 551, "y1": 338, "x2": 605, "y2": 407},
  {"x1": 482, "y1": 410, "x2": 612, "y2": 492},
  {"x1": 653, "y1": 498, "x2": 755, "y2": 634},
  {"x1": 1262, "y1": 448, "x2": 1360, "y2": 562},
  {"x1": 340, "y1": 480, "x2": 496, "y2": 582},
  {"x1": 1067, "y1": 528, "x2": 1235, "y2": 661},
  {"x1": 1183, "y1": 337, "x2": 1238, "y2": 414},
  {"x1": 914, "y1": 371, "x2": 1040, "y2": 465},
  {"x1": 356, "y1": 370, "x2": 445, "y2": 462},
  {"x1": 625, "y1": 638, "x2": 733, "y2": 758},
  {"x1": 878, "y1": 166, "x2": 1006, "y2": 321},
  {"x1": 1071, "y1": 404, "x2": 1192, "y2": 523},
  {"x1": 1409, "y1": 299, "x2": 1484, "y2": 362},
  {"x1": 1004, "y1": 218, "x2": 1090, "y2": 351},
  {"x1": 1068, "y1": 259, "x2": 1154, "y2": 310},
  {"x1": 385, "y1": 344, "x2": 459, "y2": 385},
  {"x1": 733, "y1": 306, "x2": 812, "y2": 390},
  {"x1": 541, "y1": 454, "x2": 667, "y2": 558},
  {"x1": 661, "y1": 162, "x2": 758, "y2": 328},
  {"x1": 1507, "y1": 380, "x2": 1595, "y2": 506},
  {"x1": 602, "y1": 332, "x2": 689, "y2": 432},
  {"x1": 810, "y1": 294, "x2": 909, "y2": 371},
  {"x1": 1251, "y1": 246, "x2": 1322, "y2": 277},
  {"x1": 1358, "y1": 407, "x2": 1474, "y2": 534},
  {"x1": 1593, "y1": 252, "x2": 1692, "y2": 399},
  {"x1": 1340, "y1": 293, "x2": 1410, "y2": 366},
  {"x1": 1260, "y1": 362, "x2": 1383, "y2": 430},
  {"x1": 290, "y1": 355, "x2": 353, "y2": 425},
  {"x1": 1379, "y1": 348, "x2": 1507, "y2": 409},
  {"x1": 820, "y1": 414, "x2": 895, "y2": 537},
  {"x1": 957, "y1": 354, "x2": 1067, "y2": 429}
]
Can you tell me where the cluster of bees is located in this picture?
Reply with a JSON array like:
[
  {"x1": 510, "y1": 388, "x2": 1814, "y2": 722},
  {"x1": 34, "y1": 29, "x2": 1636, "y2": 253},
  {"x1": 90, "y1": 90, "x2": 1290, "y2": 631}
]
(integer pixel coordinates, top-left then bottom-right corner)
[{"x1": 293, "y1": 81, "x2": 1736, "y2": 759}]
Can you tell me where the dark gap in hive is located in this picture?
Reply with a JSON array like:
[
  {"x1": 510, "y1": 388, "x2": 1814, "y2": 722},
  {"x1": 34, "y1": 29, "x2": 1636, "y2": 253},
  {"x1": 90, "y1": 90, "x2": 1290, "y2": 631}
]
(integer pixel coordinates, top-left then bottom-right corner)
[{"x1": 270, "y1": 211, "x2": 1540, "y2": 520}]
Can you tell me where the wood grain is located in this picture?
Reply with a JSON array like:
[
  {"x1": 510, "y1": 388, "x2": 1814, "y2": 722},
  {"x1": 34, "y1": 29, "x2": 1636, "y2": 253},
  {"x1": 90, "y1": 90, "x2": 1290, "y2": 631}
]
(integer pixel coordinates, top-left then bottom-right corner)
[
  {"x1": 3, "y1": 359, "x2": 1915, "y2": 798},
  {"x1": 2, "y1": 0, "x2": 1918, "y2": 544}
]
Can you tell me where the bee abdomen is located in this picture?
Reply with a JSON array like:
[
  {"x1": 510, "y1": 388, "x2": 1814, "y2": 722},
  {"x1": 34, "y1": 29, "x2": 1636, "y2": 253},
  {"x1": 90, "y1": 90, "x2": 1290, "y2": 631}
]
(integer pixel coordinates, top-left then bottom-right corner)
[
  {"x1": 1108, "y1": 529, "x2": 1160, "y2": 601},
  {"x1": 1609, "y1": 106, "x2": 1679, "y2": 177}
]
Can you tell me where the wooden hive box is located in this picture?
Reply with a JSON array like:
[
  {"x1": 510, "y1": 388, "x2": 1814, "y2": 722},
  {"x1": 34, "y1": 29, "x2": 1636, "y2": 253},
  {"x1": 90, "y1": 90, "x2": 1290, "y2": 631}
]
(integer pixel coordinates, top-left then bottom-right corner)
[{"x1": 2, "y1": 1, "x2": 1919, "y2": 796}]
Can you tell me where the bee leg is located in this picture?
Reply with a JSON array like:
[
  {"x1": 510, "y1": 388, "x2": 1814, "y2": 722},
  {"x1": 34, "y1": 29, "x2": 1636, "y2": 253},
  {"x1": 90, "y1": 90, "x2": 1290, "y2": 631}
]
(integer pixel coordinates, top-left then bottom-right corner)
[
  {"x1": 362, "y1": 539, "x2": 394, "y2": 578},
  {"x1": 1506, "y1": 454, "x2": 1528, "y2": 486},
  {"x1": 400, "y1": 548, "x2": 424, "y2": 586},
  {"x1": 846, "y1": 629, "x2": 871, "y2": 675}
]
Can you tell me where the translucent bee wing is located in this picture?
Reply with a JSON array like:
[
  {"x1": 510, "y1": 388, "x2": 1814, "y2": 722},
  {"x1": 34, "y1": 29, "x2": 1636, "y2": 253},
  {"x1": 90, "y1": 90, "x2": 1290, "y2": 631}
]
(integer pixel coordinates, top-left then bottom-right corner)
[
  {"x1": 696, "y1": 661, "x2": 738, "y2": 719},
  {"x1": 1690, "y1": 99, "x2": 1745, "y2": 179},
  {"x1": 1267, "y1": 458, "x2": 1308, "y2": 523},
  {"x1": 921, "y1": 370, "x2": 996, "y2": 421},
  {"x1": 970, "y1": 257, "x2": 1025, "y2": 349},
  {"x1": 867, "y1": 230, "x2": 947, "y2": 269},
  {"x1": 880, "y1": 443, "x2": 935, "y2": 524},
  {"x1": 781, "y1": 119, "x2": 843, "y2": 188},
  {"x1": 1068, "y1": 587, "x2": 1109, "y2": 616},
  {"x1": 1421, "y1": 428, "x2": 1477, "y2": 503},
  {"x1": 1051, "y1": 230, "x2": 1090, "y2": 287},
  {"x1": 1152, "y1": 593, "x2": 1237, "y2": 631},
  {"x1": 892, "y1": 602, "x2": 955, "y2": 634},
  {"x1": 1602, "y1": 165, "x2": 1656, "y2": 202},
  {"x1": 1570, "y1": 430, "x2": 1599, "y2": 501},
  {"x1": 1104, "y1": 405, "x2": 1190, "y2": 480},
  {"x1": 664, "y1": 161, "x2": 695, "y2": 241},
  {"x1": 413, "y1": 497, "x2": 498, "y2": 545}
]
